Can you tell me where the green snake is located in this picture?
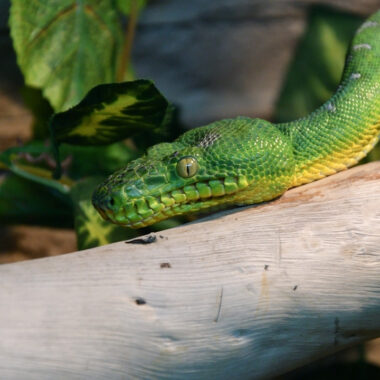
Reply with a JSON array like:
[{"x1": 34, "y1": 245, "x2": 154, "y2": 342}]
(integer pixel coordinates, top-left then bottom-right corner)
[{"x1": 92, "y1": 11, "x2": 380, "y2": 229}]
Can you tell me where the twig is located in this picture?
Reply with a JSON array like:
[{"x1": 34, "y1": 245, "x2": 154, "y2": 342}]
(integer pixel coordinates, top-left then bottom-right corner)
[{"x1": 116, "y1": 0, "x2": 139, "y2": 82}]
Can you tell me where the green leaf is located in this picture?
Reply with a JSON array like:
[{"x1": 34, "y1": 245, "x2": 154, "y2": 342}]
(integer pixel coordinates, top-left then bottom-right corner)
[
  {"x1": 274, "y1": 7, "x2": 363, "y2": 122},
  {"x1": 0, "y1": 140, "x2": 137, "y2": 192},
  {"x1": 70, "y1": 177, "x2": 138, "y2": 249},
  {"x1": 61, "y1": 142, "x2": 138, "y2": 180},
  {"x1": 365, "y1": 145, "x2": 380, "y2": 163},
  {"x1": 21, "y1": 87, "x2": 54, "y2": 140},
  {"x1": 50, "y1": 80, "x2": 170, "y2": 146},
  {"x1": 0, "y1": 174, "x2": 72, "y2": 227},
  {"x1": 116, "y1": 0, "x2": 146, "y2": 15},
  {"x1": 0, "y1": 142, "x2": 73, "y2": 194},
  {"x1": 149, "y1": 218, "x2": 184, "y2": 232},
  {"x1": 10, "y1": 0, "x2": 123, "y2": 112}
]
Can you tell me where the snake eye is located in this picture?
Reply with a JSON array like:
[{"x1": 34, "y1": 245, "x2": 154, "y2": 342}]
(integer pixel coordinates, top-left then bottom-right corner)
[{"x1": 176, "y1": 156, "x2": 199, "y2": 178}]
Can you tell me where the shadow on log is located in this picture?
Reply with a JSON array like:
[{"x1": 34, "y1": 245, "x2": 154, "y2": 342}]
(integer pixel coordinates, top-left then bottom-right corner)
[{"x1": 1, "y1": 162, "x2": 380, "y2": 379}]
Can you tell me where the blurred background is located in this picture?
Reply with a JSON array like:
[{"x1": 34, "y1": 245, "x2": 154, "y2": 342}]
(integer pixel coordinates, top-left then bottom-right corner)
[{"x1": 0, "y1": 0, "x2": 380, "y2": 378}]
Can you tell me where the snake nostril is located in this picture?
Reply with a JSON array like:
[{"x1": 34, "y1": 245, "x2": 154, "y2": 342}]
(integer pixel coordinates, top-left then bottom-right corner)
[{"x1": 110, "y1": 197, "x2": 115, "y2": 206}]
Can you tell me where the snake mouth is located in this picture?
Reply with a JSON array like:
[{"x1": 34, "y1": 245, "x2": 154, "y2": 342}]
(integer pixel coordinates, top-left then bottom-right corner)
[{"x1": 93, "y1": 176, "x2": 251, "y2": 228}]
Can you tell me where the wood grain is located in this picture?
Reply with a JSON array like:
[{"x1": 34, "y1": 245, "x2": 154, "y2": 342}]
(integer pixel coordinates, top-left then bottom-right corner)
[{"x1": 1, "y1": 162, "x2": 380, "y2": 379}]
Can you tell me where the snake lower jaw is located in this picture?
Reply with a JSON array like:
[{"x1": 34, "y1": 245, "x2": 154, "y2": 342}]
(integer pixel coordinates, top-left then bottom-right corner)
[
  {"x1": 93, "y1": 175, "x2": 254, "y2": 228},
  {"x1": 96, "y1": 181, "x2": 290, "y2": 228},
  {"x1": 97, "y1": 197, "x2": 224, "y2": 229}
]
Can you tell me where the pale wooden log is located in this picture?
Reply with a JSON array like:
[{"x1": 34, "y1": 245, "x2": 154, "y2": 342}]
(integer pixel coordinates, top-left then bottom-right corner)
[{"x1": 1, "y1": 163, "x2": 380, "y2": 380}]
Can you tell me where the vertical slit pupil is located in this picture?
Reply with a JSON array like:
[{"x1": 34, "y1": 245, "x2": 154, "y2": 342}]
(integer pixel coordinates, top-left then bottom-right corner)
[{"x1": 186, "y1": 163, "x2": 191, "y2": 176}]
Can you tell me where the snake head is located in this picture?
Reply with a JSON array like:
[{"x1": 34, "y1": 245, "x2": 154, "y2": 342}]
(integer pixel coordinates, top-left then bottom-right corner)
[
  {"x1": 92, "y1": 143, "x2": 204, "y2": 228},
  {"x1": 92, "y1": 117, "x2": 294, "y2": 228}
]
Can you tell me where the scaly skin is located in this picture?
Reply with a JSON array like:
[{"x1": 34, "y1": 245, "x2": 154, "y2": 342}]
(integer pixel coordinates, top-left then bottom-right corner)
[{"x1": 92, "y1": 11, "x2": 380, "y2": 228}]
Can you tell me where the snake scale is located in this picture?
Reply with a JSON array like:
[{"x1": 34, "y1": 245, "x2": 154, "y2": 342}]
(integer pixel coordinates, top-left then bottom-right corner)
[{"x1": 92, "y1": 10, "x2": 380, "y2": 229}]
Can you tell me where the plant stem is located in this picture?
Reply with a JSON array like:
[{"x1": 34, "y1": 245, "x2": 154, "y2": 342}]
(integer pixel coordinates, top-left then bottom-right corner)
[{"x1": 117, "y1": 0, "x2": 139, "y2": 82}]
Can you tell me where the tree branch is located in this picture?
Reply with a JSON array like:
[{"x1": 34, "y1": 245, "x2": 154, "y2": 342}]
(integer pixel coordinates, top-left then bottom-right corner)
[{"x1": 1, "y1": 162, "x2": 380, "y2": 379}]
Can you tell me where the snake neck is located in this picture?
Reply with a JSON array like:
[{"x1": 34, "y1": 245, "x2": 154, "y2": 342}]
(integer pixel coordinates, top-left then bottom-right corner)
[{"x1": 278, "y1": 10, "x2": 380, "y2": 187}]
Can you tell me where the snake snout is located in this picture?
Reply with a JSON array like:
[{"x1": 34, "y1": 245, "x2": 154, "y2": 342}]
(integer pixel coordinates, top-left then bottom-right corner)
[{"x1": 92, "y1": 184, "x2": 120, "y2": 220}]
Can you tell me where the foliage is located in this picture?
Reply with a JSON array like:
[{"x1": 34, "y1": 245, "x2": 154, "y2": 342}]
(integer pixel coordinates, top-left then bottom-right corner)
[
  {"x1": 10, "y1": 0, "x2": 123, "y2": 112},
  {"x1": 51, "y1": 80, "x2": 170, "y2": 146},
  {"x1": 116, "y1": 0, "x2": 147, "y2": 15},
  {"x1": 70, "y1": 177, "x2": 138, "y2": 249},
  {"x1": 3, "y1": 0, "x2": 182, "y2": 250},
  {"x1": 0, "y1": 174, "x2": 72, "y2": 227},
  {"x1": 275, "y1": 7, "x2": 363, "y2": 122},
  {"x1": 0, "y1": 142, "x2": 73, "y2": 194},
  {"x1": 2, "y1": 3, "x2": 377, "y2": 251}
]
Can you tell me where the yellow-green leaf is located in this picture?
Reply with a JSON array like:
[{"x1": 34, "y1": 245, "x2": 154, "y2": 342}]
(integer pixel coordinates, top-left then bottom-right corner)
[
  {"x1": 0, "y1": 143, "x2": 73, "y2": 194},
  {"x1": 70, "y1": 177, "x2": 138, "y2": 249},
  {"x1": 50, "y1": 80, "x2": 170, "y2": 145}
]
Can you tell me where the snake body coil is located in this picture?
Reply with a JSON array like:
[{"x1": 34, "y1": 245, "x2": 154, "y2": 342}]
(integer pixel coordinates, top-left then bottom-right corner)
[{"x1": 93, "y1": 11, "x2": 380, "y2": 228}]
